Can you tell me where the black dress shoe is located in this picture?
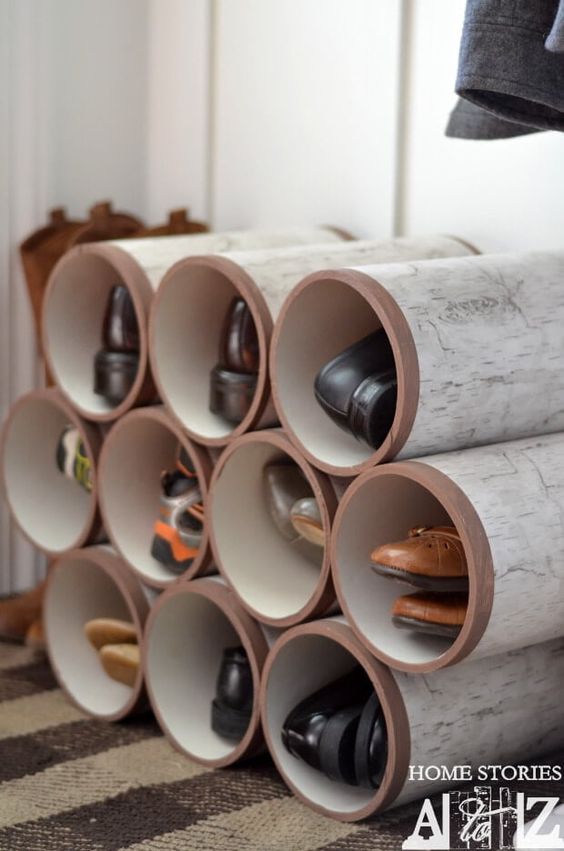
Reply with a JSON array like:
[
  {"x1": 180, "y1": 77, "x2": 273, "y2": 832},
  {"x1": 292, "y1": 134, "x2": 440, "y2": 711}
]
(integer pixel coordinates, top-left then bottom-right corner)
[
  {"x1": 314, "y1": 329, "x2": 397, "y2": 449},
  {"x1": 210, "y1": 298, "x2": 259, "y2": 424},
  {"x1": 281, "y1": 667, "x2": 387, "y2": 788},
  {"x1": 94, "y1": 284, "x2": 140, "y2": 405},
  {"x1": 211, "y1": 646, "x2": 253, "y2": 741}
]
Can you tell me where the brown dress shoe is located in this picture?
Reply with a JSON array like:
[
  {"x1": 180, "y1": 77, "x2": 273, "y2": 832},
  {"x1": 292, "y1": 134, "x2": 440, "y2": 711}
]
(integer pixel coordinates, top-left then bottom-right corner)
[
  {"x1": 84, "y1": 618, "x2": 137, "y2": 651},
  {"x1": 391, "y1": 592, "x2": 467, "y2": 639},
  {"x1": 0, "y1": 581, "x2": 45, "y2": 643},
  {"x1": 135, "y1": 208, "x2": 208, "y2": 237},
  {"x1": 99, "y1": 643, "x2": 140, "y2": 687},
  {"x1": 370, "y1": 526, "x2": 468, "y2": 592}
]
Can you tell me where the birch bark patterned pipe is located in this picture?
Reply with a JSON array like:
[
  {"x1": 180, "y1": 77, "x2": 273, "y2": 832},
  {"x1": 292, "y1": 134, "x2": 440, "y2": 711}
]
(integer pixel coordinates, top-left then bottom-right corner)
[
  {"x1": 332, "y1": 431, "x2": 564, "y2": 672},
  {"x1": 42, "y1": 227, "x2": 346, "y2": 422},
  {"x1": 261, "y1": 618, "x2": 564, "y2": 822},
  {"x1": 149, "y1": 235, "x2": 473, "y2": 446},
  {"x1": 272, "y1": 249, "x2": 564, "y2": 476}
]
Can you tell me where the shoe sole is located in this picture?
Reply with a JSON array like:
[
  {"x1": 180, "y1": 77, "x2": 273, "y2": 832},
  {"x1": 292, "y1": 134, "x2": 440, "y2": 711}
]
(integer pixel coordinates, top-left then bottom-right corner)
[
  {"x1": 371, "y1": 562, "x2": 469, "y2": 592},
  {"x1": 354, "y1": 692, "x2": 386, "y2": 790},
  {"x1": 392, "y1": 615, "x2": 462, "y2": 639},
  {"x1": 150, "y1": 535, "x2": 194, "y2": 574},
  {"x1": 211, "y1": 699, "x2": 251, "y2": 741}
]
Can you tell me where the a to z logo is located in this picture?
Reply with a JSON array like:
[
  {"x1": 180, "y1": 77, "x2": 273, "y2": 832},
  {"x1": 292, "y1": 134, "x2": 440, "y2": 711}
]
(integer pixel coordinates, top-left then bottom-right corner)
[{"x1": 402, "y1": 788, "x2": 563, "y2": 849}]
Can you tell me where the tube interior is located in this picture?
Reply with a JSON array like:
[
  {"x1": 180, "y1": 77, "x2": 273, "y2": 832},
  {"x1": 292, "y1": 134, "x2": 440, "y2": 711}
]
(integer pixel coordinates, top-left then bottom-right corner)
[
  {"x1": 100, "y1": 417, "x2": 196, "y2": 584},
  {"x1": 146, "y1": 591, "x2": 245, "y2": 760},
  {"x1": 3, "y1": 398, "x2": 93, "y2": 551},
  {"x1": 45, "y1": 253, "x2": 142, "y2": 415},
  {"x1": 335, "y1": 473, "x2": 461, "y2": 665},
  {"x1": 46, "y1": 555, "x2": 137, "y2": 715},
  {"x1": 153, "y1": 265, "x2": 263, "y2": 439},
  {"x1": 264, "y1": 633, "x2": 375, "y2": 813},
  {"x1": 212, "y1": 442, "x2": 323, "y2": 620},
  {"x1": 275, "y1": 278, "x2": 393, "y2": 469}
]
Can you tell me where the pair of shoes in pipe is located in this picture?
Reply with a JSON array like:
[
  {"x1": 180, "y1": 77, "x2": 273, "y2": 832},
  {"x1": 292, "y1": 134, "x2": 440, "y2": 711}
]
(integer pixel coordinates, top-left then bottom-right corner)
[
  {"x1": 211, "y1": 646, "x2": 253, "y2": 741},
  {"x1": 210, "y1": 297, "x2": 259, "y2": 424},
  {"x1": 151, "y1": 448, "x2": 204, "y2": 574},
  {"x1": 314, "y1": 329, "x2": 397, "y2": 450},
  {"x1": 371, "y1": 526, "x2": 468, "y2": 639},
  {"x1": 55, "y1": 425, "x2": 92, "y2": 492},
  {"x1": 94, "y1": 284, "x2": 140, "y2": 406},
  {"x1": 263, "y1": 462, "x2": 324, "y2": 563},
  {"x1": 85, "y1": 618, "x2": 139, "y2": 687},
  {"x1": 282, "y1": 667, "x2": 387, "y2": 789}
]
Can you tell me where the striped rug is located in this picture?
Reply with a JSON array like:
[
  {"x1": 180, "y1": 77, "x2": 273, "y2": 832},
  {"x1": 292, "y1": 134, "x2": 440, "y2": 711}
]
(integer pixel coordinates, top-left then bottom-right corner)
[{"x1": 0, "y1": 644, "x2": 561, "y2": 850}]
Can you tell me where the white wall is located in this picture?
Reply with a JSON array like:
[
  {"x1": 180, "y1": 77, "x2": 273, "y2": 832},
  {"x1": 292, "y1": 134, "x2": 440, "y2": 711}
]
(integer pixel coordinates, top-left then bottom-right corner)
[{"x1": 1, "y1": 0, "x2": 562, "y2": 590}]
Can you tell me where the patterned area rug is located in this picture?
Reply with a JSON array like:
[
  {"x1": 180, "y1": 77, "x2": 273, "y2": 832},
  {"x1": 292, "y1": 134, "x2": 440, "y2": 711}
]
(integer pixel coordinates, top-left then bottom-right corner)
[{"x1": 0, "y1": 643, "x2": 562, "y2": 850}]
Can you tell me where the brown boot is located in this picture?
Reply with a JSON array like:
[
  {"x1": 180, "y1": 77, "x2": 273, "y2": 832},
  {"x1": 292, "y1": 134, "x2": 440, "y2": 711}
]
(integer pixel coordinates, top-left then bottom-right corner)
[
  {"x1": 99, "y1": 643, "x2": 140, "y2": 687},
  {"x1": 370, "y1": 526, "x2": 468, "y2": 592},
  {"x1": 0, "y1": 581, "x2": 45, "y2": 643},
  {"x1": 135, "y1": 207, "x2": 208, "y2": 237},
  {"x1": 67, "y1": 201, "x2": 143, "y2": 246},
  {"x1": 391, "y1": 592, "x2": 468, "y2": 639}
]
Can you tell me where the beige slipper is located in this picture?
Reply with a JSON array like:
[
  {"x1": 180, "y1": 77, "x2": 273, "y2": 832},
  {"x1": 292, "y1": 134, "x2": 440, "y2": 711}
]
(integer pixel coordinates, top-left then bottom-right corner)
[
  {"x1": 84, "y1": 618, "x2": 137, "y2": 650},
  {"x1": 99, "y1": 643, "x2": 140, "y2": 687}
]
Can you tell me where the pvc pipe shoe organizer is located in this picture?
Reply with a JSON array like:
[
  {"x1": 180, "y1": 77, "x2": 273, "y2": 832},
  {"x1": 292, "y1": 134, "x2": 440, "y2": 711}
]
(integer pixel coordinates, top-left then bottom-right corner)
[
  {"x1": 209, "y1": 430, "x2": 338, "y2": 627},
  {"x1": 144, "y1": 577, "x2": 274, "y2": 767},
  {"x1": 261, "y1": 619, "x2": 564, "y2": 821},
  {"x1": 98, "y1": 406, "x2": 213, "y2": 588},
  {"x1": 42, "y1": 227, "x2": 345, "y2": 422},
  {"x1": 332, "y1": 432, "x2": 564, "y2": 673},
  {"x1": 271, "y1": 249, "x2": 564, "y2": 476},
  {"x1": 44, "y1": 546, "x2": 151, "y2": 721},
  {"x1": 0, "y1": 388, "x2": 103, "y2": 555},
  {"x1": 149, "y1": 234, "x2": 473, "y2": 447}
]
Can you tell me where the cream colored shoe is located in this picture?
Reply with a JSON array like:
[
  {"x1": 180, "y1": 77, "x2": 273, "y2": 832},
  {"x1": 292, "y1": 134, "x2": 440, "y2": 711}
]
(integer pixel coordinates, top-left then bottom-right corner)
[
  {"x1": 84, "y1": 618, "x2": 137, "y2": 650},
  {"x1": 99, "y1": 643, "x2": 140, "y2": 687}
]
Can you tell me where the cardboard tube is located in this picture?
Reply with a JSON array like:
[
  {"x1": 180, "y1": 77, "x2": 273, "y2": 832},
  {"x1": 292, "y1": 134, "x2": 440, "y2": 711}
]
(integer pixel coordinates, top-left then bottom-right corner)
[
  {"x1": 98, "y1": 406, "x2": 213, "y2": 588},
  {"x1": 261, "y1": 619, "x2": 564, "y2": 821},
  {"x1": 332, "y1": 432, "x2": 564, "y2": 672},
  {"x1": 44, "y1": 546, "x2": 150, "y2": 721},
  {"x1": 143, "y1": 577, "x2": 271, "y2": 767},
  {"x1": 42, "y1": 227, "x2": 346, "y2": 422},
  {"x1": 0, "y1": 388, "x2": 103, "y2": 555},
  {"x1": 209, "y1": 430, "x2": 337, "y2": 627},
  {"x1": 150, "y1": 235, "x2": 472, "y2": 446},
  {"x1": 271, "y1": 249, "x2": 564, "y2": 476}
]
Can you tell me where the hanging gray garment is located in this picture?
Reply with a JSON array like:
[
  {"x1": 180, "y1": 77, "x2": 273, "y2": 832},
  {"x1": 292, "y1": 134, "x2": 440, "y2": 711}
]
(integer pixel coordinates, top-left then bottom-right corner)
[
  {"x1": 446, "y1": 98, "x2": 541, "y2": 139},
  {"x1": 546, "y1": 0, "x2": 564, "y2": 51},
  {"x1": 446, "y1": 0, "x2": 564, "y2": 138}
]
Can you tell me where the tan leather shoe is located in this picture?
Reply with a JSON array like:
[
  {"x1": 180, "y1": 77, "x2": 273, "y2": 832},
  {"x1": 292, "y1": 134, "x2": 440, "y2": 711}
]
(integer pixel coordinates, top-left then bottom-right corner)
[
  {"x1": 25, "y1": 617, "x2": 45, "y2": 649},
  {"x1": 0, "y1": 582, "x2": 45, "y2": 643},
  {"x1": 99, "y1": 643, "x2": 140, "y2": 687},
  {"x1": 391, "y1": 592, "x2": 467, "y2": 639},
  {"x1": 84, "y1": 618, "x2": 137, "y2": 651},
  {"x1": 370, "y1": 526, "x2": 468, "y2": 592}
]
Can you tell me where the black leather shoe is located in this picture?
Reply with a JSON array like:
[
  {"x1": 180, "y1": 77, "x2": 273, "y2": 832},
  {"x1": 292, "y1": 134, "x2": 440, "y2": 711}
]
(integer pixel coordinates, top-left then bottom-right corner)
[
  {"x1": 94, "y1": 284, "x2": 140, "y2": 405},
  {"x1": 314, "y1": 329, "x2": 397, "y2": 449},
  {"x1": 281, "y1": 667, "x2": 386, "y2": 788},
  {"x1": 211, "y1": 646, "x2": 253, "y2": 741},
  {"x1": 210, "y1": 298, "x2": 259, "y2": 424}
]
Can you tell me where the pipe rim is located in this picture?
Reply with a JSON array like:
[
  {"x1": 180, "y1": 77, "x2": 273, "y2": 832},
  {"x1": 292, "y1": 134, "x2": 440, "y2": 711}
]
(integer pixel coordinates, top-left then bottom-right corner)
[
  {"x1": 209, "y1": 429, "x2": 337, "y2": 626},
  {"x1": 42, "y1": 243, "x2": 155, "y2": 423},
  {"x1": 270, "y1": 268, "x2": 420, "y2": 477},
  {"x1": 44, "y1": 546, "x2": 149, "y2": 721},
  {"x1": 150, "y1": 255, "x2": 274, "y2": 447},
  {"x1": 0, "y1": 388, "x2": 102, "y2": 555},
  {"x1": 331, "y1": 461, "x2": 494, "y2": 673},
  {"x1": 143, "y1": 578, "x2": 269, "y2": 767},
  {"x1": 260, "y1": 619, "x2": 411, "y2": 821},
  {"x1": 98, "y1": 406, "x2": 213, "y2": 588}
]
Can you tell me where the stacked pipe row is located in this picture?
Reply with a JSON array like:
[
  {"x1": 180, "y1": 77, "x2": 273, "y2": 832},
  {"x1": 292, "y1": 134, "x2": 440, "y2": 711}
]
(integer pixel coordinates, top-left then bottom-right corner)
[{"x1": 1, "y1": 225, "x2": 564, "y2": 823}]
